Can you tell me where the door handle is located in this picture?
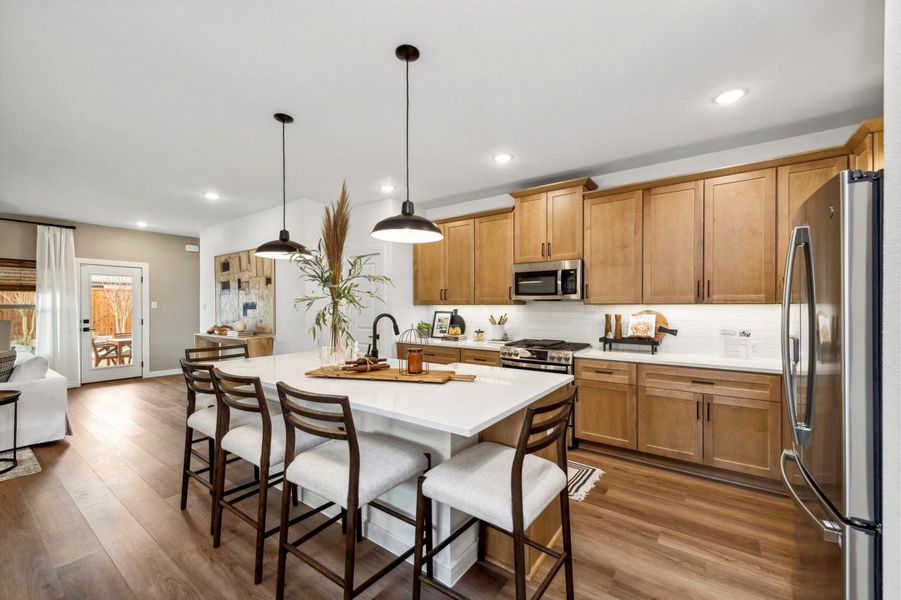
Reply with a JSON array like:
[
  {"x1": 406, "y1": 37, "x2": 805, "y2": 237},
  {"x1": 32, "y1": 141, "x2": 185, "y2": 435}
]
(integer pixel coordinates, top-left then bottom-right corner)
[
  {"x1": 547, "y1": 241, "x2": 552, "y2": 257},
  {"x1": 541, "y1": 243, "x2": 545, "y2": 257},
  {"x1": 780, "y1": 450, "x2": 843, "y2": 545},
  {"x1": 696, "y1": 400, "x2": 700, "y2": 420},
  {"x1": 781, "y1": 225, "x2": 817, "y2": 447},
  {"x1": 508, "y1": 286, "x2": 511, "y2": 300},
  {"x1": 696, "y1": 280, "x2": 701, "y2": 299}
]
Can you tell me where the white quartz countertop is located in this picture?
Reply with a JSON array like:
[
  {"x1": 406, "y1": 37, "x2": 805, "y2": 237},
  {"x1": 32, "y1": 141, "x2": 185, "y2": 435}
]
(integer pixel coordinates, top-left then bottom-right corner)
[
  {"x1": 394, "y1": 337, "x2": 508, "y2": 352},
  {"x1": 215, "y1": 351, "x2": 573, "y2": 437},
  {"x1": 573, "y1": 347, "x2": 782, "y2": 374}
]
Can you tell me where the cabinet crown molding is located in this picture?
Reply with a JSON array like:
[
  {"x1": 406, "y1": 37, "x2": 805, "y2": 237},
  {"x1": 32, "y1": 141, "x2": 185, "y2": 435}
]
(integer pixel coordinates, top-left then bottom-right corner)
[{"x1": 510, "y1": 177, "x2": 597, "y2": 198}]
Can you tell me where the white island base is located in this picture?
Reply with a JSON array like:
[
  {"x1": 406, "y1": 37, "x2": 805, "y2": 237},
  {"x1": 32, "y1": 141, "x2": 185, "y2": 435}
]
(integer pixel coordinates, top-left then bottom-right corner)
[{"x1": 217, "y1": 352, "x2": 574, "y2": 585}]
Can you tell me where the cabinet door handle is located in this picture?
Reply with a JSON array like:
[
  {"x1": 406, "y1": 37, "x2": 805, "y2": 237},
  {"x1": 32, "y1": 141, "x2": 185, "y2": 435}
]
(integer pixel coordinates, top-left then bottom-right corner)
[
  {"x1": 696, "y1": 280, "x2": 700, "y2": 299},
  {"x1": 508, "y1": 286, "x2": 512, "y2": 300},
  {"x1": 541, "y1": 243, "x2": 545, "y2": 257},
  {"x1": 707, "y1": 280, "x2": 711, "y2": 298},
  {"x1": 696, "y1": 400, "x2": 700, "y2": 420},
  {"x1": 707, "y1": 403, "x2": 711, "y2": 422},
  {"x1": 547, "y1": 241, "x2": 552, "y2": 257},
  {"x1": 691, "y1": 379, "x2": 715, "y2": 386},
  {"x1": 591, "y1": 369, "x2": 613, "y2": 375}
]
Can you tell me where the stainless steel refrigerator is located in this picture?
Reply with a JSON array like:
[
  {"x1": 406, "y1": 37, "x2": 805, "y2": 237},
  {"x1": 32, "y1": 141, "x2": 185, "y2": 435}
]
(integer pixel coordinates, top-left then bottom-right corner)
[{"x1": 781, "y1": 169, "x2": 883, "y2": 599}]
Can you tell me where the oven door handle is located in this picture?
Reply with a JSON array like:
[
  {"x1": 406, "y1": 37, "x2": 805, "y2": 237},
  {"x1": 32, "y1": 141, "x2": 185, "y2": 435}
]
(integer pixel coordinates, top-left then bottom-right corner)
[{"x1": 501, "y1": 358, "x2": 570, "y2": 373}]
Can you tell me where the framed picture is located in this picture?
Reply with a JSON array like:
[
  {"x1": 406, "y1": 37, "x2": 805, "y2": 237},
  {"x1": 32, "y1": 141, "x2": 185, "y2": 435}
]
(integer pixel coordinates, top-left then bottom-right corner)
[
  {"x1": 431, "y1": 310, "x2": 453, "y2": 338},
  {"x1": 214, "y1": 249, "x2": 276, "y2": 333}
]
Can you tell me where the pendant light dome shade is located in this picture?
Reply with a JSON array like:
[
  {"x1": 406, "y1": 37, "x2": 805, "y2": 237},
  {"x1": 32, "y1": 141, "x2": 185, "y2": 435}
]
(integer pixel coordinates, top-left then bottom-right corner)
[
  {"x1": 371, "y1": 44, "x2": 443, "y2": 244},
  {"x1": 255, "y1": 113, "x2": 311, "y2": 259}
]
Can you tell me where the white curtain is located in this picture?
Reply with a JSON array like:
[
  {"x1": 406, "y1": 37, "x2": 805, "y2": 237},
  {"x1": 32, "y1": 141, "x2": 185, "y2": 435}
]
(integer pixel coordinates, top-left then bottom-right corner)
[{"x1": 36, "y1": 225, "x2": 80, "y2": 387}]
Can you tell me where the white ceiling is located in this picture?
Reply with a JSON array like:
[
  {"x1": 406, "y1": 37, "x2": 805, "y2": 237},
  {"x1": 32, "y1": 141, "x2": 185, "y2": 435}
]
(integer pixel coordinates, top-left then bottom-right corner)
[{"x1": 0, "y1": 1, "x2": 884, "y2": 237}]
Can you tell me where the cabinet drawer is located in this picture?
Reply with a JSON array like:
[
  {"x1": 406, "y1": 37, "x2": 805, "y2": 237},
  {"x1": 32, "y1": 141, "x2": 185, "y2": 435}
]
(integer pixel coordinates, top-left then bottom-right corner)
[
  {"x1": 461, "y1": 348, "x2": 500, "y2": 367},
  {"x1": 575, "y1": 359, "x2": 636, "y2": 385},
  {"x1": 637, "y1": 365, "x2": 781, "y2": 402},
  {"x1": 396, "y1": 343, "x2": 460, "y2": 365}
]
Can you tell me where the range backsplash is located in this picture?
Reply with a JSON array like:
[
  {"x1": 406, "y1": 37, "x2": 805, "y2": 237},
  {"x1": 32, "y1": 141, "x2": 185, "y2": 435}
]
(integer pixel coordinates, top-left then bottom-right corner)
[{"x1": 418, "y1": 303, "x2": 781, "y2": 360}]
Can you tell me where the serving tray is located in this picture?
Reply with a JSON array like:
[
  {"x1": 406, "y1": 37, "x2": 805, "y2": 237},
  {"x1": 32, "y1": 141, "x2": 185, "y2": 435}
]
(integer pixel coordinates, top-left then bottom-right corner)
[{"x1": 305, "y1": 367, "x2": 476, "y2": 384}]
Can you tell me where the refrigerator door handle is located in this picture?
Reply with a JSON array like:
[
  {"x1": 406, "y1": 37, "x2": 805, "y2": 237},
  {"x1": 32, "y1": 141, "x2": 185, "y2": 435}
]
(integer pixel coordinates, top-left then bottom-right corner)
[
  {"x1": 780, "y1": 450, "x2": 843, "y2": 546},
  {"x1": 781, "y1": 225, "x2": 817, "y2": 446}
]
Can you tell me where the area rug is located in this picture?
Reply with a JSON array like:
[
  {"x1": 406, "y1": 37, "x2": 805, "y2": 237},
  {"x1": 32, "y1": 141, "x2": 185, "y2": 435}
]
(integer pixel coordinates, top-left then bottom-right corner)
[
  {"x1": 0, "y1": 448, "x2": 42, "y2": 483},
  {"x1": 567, "y1": 460, "x2": 603, "y2": 502}
]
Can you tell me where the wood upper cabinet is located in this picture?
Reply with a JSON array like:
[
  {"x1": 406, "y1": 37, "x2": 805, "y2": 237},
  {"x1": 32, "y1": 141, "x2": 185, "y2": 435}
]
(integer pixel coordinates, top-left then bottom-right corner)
[
  {"x1": 412, "y1": 219, "x2": 473, "y2": 305},
  {"x1": 443, "y1": 220, "x2": 474, "y2": 304},
  {"x1": 474, "y1": 212, "x2": 513, "y2": 304},
  {"x1": 850, "y1": 133, "x2": 874, "y2": 171},
  {"x1": 512, "y1": 178, "x2": 596, "y2": 264},
  {"x1": 642, "y1": 181, "x2": 703, "y2": 303},
  {"x1": 637, "y1": 387, "x2": 703, "y2": 463},
  {"x1": 547, "y1": 187, "x2": 583, "y2": 260},
  {"x1": 583, "y1": 191, "x2": 642, "y2": 303},
  {"x1": 703, "y1": 395, "x2": 781, "y2": 479},
  {"x1": 576, "y1": 380, "x2": 637, "y2": 449},
  {"x1": 513, "y1": 192, "x2": 547, "y2": 263},
  {"x1": 776, "y1": 156, "x2": 848, "y2": 294},
  {"x1": 703, "y1": 169, "x2": 776, "y2": 303},
  {"x1": 413, "y1": 223, "x2": 445, "y2": 305},
  {"x1": 874, "y1": 131, "x2": 884, "y2": 171}
]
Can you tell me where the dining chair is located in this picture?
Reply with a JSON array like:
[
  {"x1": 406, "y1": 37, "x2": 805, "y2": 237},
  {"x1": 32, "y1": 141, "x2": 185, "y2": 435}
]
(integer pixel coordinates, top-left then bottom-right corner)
[
  {"x1": 274, "y1": 382, "x2": 433, "y2": 600},
  {"x1": 210, "y1": 369, "x2": 321, "y2": 584},
  {"x1": 92, "y1": 335, "x2": 118, "y2": 367},
  {"x1": 412, "y1": 390, "x2": 576, "y2": 600}
]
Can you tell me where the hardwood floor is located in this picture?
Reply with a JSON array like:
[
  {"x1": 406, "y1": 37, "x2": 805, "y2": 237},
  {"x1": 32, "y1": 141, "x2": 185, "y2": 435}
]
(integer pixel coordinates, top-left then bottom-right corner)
[{"x1": 0, "y1": 376, "x2": 797, "y2": 599}]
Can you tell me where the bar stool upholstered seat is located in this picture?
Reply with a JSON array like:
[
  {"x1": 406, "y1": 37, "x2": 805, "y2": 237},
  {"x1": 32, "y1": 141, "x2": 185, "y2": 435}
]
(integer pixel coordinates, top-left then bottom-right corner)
[
  {"x1": 186, "y1": 404, "x2": 256, "y2": 439},
  {"x1": 421, "y1": 442, "x2": 566, "y2": 531},
  {"x1": 221, "y1": 417, "x2": 321, "y2": 468},
  {"x1": 285, "y1": 431, "x2": 429, "y2": 508}
]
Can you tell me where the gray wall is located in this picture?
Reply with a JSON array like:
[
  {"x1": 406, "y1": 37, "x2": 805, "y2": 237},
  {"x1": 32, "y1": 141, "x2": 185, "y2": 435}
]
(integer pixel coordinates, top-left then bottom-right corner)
[{"x1": 0, "y1": 215, "x2": 199, "y2": 372}]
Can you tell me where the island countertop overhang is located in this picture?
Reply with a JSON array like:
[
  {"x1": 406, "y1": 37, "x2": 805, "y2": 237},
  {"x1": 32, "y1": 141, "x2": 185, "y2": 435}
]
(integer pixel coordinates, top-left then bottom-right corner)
[{"x1": 214, "y1": 351, "x2": 574, "y2": 437}]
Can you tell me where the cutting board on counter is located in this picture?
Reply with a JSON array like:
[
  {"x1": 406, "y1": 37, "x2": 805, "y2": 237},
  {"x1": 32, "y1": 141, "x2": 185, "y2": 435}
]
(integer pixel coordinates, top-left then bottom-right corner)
[{"x1": 305, "y1": 367, "x2": 477, "y2": 384}]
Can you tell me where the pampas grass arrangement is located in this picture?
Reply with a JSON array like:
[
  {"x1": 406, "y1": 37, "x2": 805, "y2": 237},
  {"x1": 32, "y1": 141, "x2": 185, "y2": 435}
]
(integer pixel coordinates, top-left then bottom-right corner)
[{"x1": 293, "y1": 182, "x2": 392, "y2": 351}]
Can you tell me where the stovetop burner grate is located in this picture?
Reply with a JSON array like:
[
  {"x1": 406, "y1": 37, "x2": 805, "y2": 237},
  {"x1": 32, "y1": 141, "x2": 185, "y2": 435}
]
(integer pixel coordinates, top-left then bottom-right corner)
[{"x1": 505, "y1": 339, "x2": 590, "y2": 352}]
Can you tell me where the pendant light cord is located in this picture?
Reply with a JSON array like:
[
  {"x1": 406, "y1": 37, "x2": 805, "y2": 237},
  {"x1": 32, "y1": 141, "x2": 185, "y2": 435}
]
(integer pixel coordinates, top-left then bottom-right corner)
[
  {"x1": 405, "y1": 58, "x2": 410, "y2": 204},
  {"x1": 281, "y1": 120, "x2": 287, "y2": 230}
]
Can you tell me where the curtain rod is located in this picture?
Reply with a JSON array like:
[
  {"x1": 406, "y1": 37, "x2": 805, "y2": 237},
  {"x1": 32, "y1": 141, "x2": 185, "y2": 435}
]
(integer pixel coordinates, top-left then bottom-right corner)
[{"x1": 0, "y1": 217, "x2": 76, "y2": 230}]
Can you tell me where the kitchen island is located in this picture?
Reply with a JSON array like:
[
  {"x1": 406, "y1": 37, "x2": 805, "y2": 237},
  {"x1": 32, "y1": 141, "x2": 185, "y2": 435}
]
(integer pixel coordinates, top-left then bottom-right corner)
[{"x1": 216, "y1": 351, "x2": 573, "y2": 585}]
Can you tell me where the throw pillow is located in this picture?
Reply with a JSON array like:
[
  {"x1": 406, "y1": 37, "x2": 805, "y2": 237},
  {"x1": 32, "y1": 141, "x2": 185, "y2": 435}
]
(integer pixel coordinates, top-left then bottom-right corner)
[
  {"x1": 9, "y1": 354, "x2": 49, "y2": 382},
  {"x1": 0, "y1": 350, "x2": 16, "y2": 383}
]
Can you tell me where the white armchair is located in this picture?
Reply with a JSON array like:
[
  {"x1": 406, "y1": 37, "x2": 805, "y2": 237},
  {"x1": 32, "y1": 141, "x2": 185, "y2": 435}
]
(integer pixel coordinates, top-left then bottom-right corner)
[{"x1": 0, "y1": 353, "x2": 68, "y2": 449}]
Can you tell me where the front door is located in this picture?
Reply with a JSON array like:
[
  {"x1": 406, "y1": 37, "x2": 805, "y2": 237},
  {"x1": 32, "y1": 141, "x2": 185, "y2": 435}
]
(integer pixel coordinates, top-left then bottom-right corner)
[{"x1": 79, "y1": 263, "x2": 143, "y2": 383}]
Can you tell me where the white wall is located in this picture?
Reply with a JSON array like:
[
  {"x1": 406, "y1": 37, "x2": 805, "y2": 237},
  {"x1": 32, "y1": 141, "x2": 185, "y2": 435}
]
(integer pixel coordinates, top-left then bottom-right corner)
[
  {"x1": 199, "y1": 198, "x2": 323, "y2": 355},
  {"x1": 882, "y1": 0, "x2": 899, "y2": 597}
]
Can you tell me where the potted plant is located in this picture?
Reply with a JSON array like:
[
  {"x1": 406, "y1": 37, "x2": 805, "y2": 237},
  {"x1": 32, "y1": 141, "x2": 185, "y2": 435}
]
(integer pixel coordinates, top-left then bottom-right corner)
[{"x1": 293, "y1": 183, "x2": 392, "y2": 366}]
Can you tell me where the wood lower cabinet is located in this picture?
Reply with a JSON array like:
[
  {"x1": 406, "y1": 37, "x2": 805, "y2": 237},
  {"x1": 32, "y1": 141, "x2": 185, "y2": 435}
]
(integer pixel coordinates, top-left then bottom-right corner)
[
  {"x1": 776, "y1": 156, "x2": 847, "y2": 294},
  {"x1": 576, "y1": 380, "x2": 637, "y2": 449},
  {"x1": 474, "y1": 212, "x2": 513, "y2": 304},
  {"x1": 461, "y1": 348, "x2": 500, "y2": 366},
  {"x1": 642, "y1": 181, "x2": 704, "y2": 304},
  {"x1": 395, "y1": 343, "x2": 460, "y2": 365},
  {"x1": 703, "y1": 168, "x2": 776, "y2": 303},
  {"x1": 583, "y1": 190, "x2": 642, "y2": 303},
  {"x1": 703, "y1": 395, "x2": 781, "y2": 479},
  {"x1": 637, "y1": 387, "x2": 704, "y2": 463}
]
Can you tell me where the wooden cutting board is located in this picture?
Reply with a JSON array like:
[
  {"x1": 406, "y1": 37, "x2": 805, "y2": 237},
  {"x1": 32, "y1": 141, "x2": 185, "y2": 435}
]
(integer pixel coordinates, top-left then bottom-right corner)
[{"x1": 305, "y1": 367, "x2": 476, "y2": 384}]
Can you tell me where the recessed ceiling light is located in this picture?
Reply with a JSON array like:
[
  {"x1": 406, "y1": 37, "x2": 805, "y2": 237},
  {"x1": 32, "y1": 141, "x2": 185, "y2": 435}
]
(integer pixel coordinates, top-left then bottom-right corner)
[
  {"x1": 204, "y1": 191, "x2": 221, "y2": 200},
  {"x1": 136, "y1": 221, "x2": 148, "y2": 228},
  {"x1": 380, "y1": 184, "x2": 395, "y2": 193},
  {"x1": 714, "y1": 88, "x2": 747, "y2": 105},
  {"x1": 493, "y1": 153, "x2": 514, "y2": 164}
]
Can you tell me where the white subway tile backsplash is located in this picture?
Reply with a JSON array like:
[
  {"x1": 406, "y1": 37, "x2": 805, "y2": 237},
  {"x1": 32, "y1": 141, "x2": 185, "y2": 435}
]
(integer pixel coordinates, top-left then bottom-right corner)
[{"x1": 417, "y1": 303, "x2": 781, "y2": 362}]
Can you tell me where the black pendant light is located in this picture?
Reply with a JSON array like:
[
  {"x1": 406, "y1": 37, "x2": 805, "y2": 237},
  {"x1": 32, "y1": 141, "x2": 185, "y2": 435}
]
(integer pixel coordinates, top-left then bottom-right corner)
[
  {"x1": 255, "y1": 113, "x2": 311, "y2": 259},
  {"x1": 371, "y1": 44, "x2": 443, "y2": 244}
]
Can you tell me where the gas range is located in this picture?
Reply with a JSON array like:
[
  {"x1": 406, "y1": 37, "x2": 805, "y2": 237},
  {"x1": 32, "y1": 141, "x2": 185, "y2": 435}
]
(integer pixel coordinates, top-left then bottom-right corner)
[{"x1": 499, "y1": 339, "x2": 590, "y2": 373}]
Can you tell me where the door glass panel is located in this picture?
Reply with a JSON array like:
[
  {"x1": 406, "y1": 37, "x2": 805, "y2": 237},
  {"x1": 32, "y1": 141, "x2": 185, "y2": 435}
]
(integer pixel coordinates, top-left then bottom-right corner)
[{"x1": 89, "y1": 274, "x2": 134, "y2": 369}]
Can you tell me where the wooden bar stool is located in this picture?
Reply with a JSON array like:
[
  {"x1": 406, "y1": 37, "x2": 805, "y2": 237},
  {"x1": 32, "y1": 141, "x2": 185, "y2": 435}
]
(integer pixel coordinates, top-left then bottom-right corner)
[
  {"x1": 274, "y1": 382, "x2": 433, "y2": 600},
  {"x1": 178, "y1": 358, "x2": 258, "y2": 526},
  {"x1": 210, "y1": 369, "x2": 322, "y2": 584},
  {"x1": 412, "y1": 391, "x2": 576, "y2": 600}
]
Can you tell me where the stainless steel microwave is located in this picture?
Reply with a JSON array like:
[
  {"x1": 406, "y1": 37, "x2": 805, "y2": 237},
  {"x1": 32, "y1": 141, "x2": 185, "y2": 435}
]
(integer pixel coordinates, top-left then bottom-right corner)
[{"x1": 511, "y1": 260, "x2": 583, "y2": 301}]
